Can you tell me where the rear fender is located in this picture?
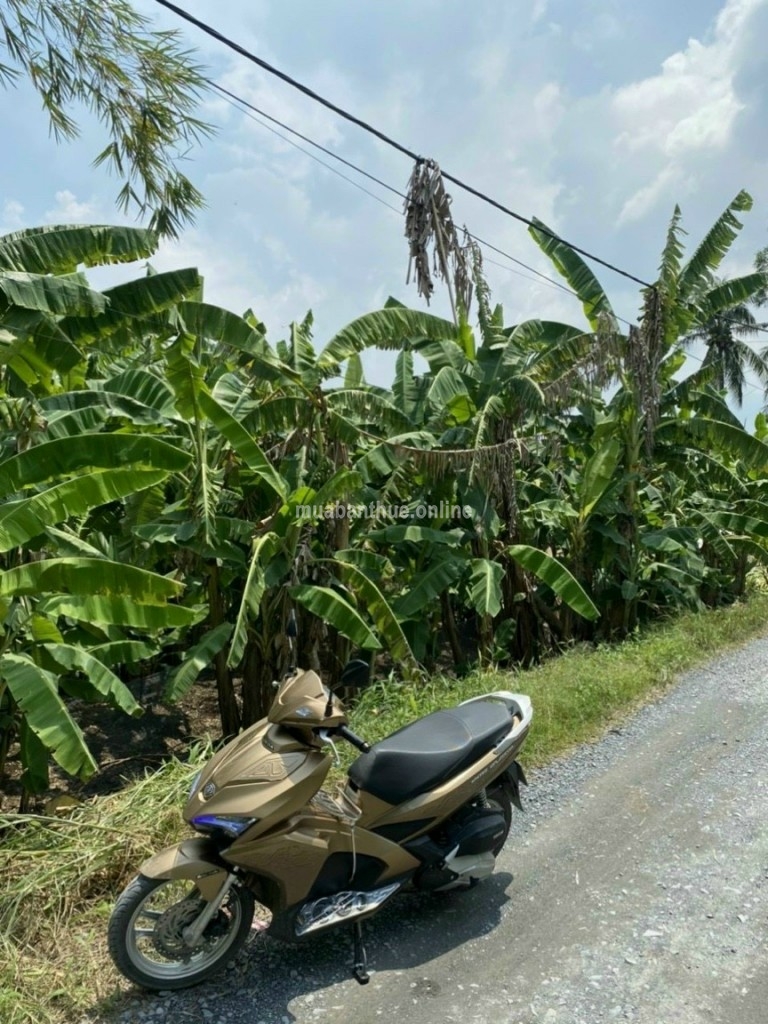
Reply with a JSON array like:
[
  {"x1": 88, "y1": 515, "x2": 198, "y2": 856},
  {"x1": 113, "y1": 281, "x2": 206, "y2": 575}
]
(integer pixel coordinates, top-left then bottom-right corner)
[
  {"x1": 139, "y1": 837, "x2": 229, "y2": 902},
  {"x1": 496, "y1": 761, "x2": 528, "y2": 812}
]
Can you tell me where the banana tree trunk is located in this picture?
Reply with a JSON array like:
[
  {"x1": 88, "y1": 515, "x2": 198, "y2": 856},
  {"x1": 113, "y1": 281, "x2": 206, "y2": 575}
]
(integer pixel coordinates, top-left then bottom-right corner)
[
  {"x1": 242, "y1": 636, "x2": 279, "y2": 727},
  {"x1": 440, "y1": 591, "x2": 464, "y2": 669},
  {"x1": 207, "y1": 560, "x2": 241, "y2": 737}
]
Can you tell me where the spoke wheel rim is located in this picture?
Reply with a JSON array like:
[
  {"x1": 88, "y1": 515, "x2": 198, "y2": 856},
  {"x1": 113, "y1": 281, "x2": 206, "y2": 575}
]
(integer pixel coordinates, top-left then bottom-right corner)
[{"x1": 125, "y1": 879, "x2": 244, "y2": 981}]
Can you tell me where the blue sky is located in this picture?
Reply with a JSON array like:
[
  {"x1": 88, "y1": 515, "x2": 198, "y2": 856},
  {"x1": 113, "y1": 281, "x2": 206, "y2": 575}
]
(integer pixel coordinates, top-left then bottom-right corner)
[{"x1": 1, "y1": 0, "x2": 767, "y2": 416}]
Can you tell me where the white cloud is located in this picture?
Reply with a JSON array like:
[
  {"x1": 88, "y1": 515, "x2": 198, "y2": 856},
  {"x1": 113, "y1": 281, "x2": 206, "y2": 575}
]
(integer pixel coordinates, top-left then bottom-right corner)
[
  {"x1": 609, "y1": 0, "x2": 767, "y2": 224},
  {"x1": 533, "y1": 82, "x2": 565, "y2": 136},
  {"x1": 151, "y1": 230, "x2": 261, "y2": 316},
  {"x1": 617, "y1": 165, "x2": 687, "y2": 225},
  {"x1": 150, "y1": 228, "x2": 327, "y2": 334},
  {"x1": 212, "y1": 59, "x2": 345, "y2": 156},
  {"x1": 531, "y1": 0, "x2": 549, "y2": 23},
  {"x1": 613, "y1": 0, "x2": 762, "y2": 159},
  {"x1": 468, "y1": 38, "x2": 511, "y2": 92},
  {"x1": 0, "y1": 199, "x2": 24, "y2": 233},
  {"x1": 44, "y1": 190, "x2": 98, "y2": 222},
  {"x1": 572, "y1": 6, "x2": 624, "y2": 51}
]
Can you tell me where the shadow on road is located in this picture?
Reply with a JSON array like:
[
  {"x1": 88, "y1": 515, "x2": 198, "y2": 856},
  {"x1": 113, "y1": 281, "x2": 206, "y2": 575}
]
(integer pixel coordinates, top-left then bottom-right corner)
[{"x1": 100, "y1": 873, "x2": 514, "y2": 1023}]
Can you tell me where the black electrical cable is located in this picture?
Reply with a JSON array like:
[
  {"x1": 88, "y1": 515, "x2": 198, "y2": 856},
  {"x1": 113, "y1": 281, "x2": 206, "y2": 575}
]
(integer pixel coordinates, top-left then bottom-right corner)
[
  {"x1": 214, "y1": 78, "x2": 768, "y2": 346},
  {"x1": 213, "y1": 82, "x2": 591, "y2": 302},
  {"x1": 154, "y1": 0, "x2": 655, "y2": 290},
  {"x1": 211, "y1": 83, "x2": 404, "y2": 202}
]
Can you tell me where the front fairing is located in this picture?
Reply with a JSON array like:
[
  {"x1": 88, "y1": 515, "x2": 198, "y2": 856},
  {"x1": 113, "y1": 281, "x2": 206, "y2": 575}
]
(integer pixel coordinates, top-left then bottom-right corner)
[{"x1": 184, "y1": 717, "x2": 332, "y2": 840}]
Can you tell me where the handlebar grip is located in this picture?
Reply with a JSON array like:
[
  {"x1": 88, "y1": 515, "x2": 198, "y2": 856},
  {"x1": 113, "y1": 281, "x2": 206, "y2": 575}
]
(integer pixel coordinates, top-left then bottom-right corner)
[{"x1": 337, "y1": 725, "x2": 371, "y2": 754}]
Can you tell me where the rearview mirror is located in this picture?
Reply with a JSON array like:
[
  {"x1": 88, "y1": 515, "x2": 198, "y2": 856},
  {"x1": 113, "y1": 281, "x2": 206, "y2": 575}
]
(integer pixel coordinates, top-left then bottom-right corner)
[{"x1": 338, "y1": 659, "x2": 370, "y2": 690}]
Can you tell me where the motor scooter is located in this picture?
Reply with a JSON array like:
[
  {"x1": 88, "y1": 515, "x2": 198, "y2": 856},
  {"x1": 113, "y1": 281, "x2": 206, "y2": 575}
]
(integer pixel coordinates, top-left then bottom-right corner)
[{"x1": 108, "y1": 620, "x2": 532, "y2": 989}]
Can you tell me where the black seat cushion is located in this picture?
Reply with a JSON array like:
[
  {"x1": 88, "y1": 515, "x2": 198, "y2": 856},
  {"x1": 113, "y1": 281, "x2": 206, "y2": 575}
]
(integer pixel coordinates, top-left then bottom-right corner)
[{"x1": 348, "y1": 700, "x2": 512, "y2": 805}]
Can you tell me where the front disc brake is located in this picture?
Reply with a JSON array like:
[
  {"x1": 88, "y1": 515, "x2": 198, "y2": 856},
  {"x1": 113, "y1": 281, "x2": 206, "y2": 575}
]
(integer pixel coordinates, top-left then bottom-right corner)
[{"x1": 152, "y1": 897, "x2": 206, "y2": 960}]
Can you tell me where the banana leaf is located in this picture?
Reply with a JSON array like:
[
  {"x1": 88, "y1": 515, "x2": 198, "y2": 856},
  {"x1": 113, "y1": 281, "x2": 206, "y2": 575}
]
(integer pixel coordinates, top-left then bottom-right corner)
[
  {"x1": 508, "y1": 544, "x2": 599, "y2": 620},
  {"x1": 290, "y1": 585, "x2": 381, "y2": 650}
]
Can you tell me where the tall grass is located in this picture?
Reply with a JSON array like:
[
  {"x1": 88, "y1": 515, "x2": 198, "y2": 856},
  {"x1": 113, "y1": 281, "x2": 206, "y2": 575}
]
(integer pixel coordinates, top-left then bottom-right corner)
[
  {"x1": 0, "y1": 744, "x2": 209, "y2": 1024},
  {"x1": 2, "y1": 597, "x2": 768, "y2": 1023}
]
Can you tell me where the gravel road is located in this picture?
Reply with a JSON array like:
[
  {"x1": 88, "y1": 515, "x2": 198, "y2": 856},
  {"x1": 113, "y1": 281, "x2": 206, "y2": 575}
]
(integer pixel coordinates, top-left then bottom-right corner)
[{"x1": 105, "y1": 635, "x2": 768, "y2": 1024}]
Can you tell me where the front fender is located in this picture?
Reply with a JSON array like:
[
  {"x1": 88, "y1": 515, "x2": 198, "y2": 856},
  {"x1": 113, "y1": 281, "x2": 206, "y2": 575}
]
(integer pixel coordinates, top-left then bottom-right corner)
[{"x1": 140, "y1": 837, "x2": 229, "y2": 902}]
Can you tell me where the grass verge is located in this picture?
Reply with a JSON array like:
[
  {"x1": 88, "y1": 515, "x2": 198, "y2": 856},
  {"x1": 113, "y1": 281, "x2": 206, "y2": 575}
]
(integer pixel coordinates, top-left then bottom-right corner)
[
  {"x1": 347, "y1": 594, "x2": 768, "y2": 769},
  {"x1": 2, "y1": 596, "x2": 768, "y2": 1023}
]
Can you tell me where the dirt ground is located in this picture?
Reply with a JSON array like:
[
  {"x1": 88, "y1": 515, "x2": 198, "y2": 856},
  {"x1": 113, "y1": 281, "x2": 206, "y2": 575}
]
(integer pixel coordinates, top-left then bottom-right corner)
[{"x1": 0, "y1": 674, "x2": 224, "y2": 812}]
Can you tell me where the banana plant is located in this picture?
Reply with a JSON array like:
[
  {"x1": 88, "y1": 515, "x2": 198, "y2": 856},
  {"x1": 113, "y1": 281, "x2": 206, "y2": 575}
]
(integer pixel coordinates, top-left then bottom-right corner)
[
  {"x1": 0, "y1": 435, "x2": 196, "y2": 799},
  {"x1": 528, "y1": 191, "x2": 768, "y2": 630},
  {"x1": 0, "y1": 225, "x2": 205, "y2": 799}
]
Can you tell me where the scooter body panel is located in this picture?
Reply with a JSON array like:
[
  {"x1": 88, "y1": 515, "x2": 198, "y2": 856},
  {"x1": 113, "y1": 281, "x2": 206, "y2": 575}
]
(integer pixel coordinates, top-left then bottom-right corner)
[
  {"x1": 139, "y1": 837, "x2": 229, "y2": 901},
  {"x1": 223, "y1": 810, "x2": 421, "y2": 908},
  {"x1": 184, "y1": 719, "x2": 332, "y2": 840}
]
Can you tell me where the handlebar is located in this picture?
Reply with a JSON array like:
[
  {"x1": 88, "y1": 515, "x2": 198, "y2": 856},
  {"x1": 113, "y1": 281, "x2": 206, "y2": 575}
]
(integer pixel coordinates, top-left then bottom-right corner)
[{"x1": 336, "y1": 725, "x2": 371, "y2": 754}]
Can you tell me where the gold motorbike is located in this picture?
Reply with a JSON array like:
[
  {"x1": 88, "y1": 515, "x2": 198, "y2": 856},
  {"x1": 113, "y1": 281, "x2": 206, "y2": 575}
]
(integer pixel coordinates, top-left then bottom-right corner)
[{"x1": 108, "y1": 640, "x2": 532, "y2": 989}]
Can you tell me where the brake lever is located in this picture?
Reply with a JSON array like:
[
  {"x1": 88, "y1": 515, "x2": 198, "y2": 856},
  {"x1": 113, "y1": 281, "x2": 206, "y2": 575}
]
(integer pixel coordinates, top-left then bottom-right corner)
[{"x1": 318, "y1": 729, "x2": 341, "y2": 765}]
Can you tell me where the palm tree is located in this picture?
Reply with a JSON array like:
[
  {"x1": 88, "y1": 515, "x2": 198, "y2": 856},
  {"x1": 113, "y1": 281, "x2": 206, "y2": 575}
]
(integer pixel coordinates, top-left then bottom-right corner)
[
  {"x1": 684, "y1": 298, "x2": 767, "y2": 406},
  {"x1": 756, "y1": 247, "x2": 768, "y2": 306}
]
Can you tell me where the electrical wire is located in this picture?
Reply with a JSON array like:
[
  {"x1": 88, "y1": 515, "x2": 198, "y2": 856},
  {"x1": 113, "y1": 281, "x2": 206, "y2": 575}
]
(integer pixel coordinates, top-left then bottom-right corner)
[
  {"x1": 159, "y1": 2, "x2": 768, "y2": 344},
  {"x1": 214, "y1": 81, "x2": 613, "y2": 301},
  {"x1": 212, "y1": 83, "x2": 592, "y2": 300},
  {"x1": 212, "y1": 83, "x2": 403, "y2": 201},
  {"x1": 154, "y1": 0, "x2": 655, "y2": 290},
  {"x1": 216, "y1": 91, "x2": 404, "y2": 216},
  {"x1": 213, "y1": 77, "x2": 768, "y2": 368}
]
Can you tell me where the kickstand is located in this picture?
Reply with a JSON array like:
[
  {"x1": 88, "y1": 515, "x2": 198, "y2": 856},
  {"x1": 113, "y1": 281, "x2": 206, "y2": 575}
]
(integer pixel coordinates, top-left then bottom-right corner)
[{"x1": 352, "y1": 920, "x2": 370, "y2": 985}]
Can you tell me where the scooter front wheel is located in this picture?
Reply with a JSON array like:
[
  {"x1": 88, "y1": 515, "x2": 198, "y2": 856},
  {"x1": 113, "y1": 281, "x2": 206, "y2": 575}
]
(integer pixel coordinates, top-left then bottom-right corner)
[{"x1": 108, "y1": 874, "x2": 255, "y2": 990}]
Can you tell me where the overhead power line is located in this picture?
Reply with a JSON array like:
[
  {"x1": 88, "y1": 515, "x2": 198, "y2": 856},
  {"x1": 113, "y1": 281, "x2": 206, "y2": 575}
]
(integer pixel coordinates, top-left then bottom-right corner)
[
  {"x1": 212, "y1": 83, "x2": 590, "y2": 303},
  {"x1": 157, "y1": 2, "x2": 768, "y2": 349},
  {"x1": 214, "y1": 89, "x2": 404, "y2": 216},
  {"x1": 154, "y1": 0, "x2": 655, "y2": 290},
  {"x1": 213, "y1": 78, "x2": 768, "y2": 353},
  {"x1": 211, "y1": 83, "x2": 403, "y2": 202},
  {"x1": 215, "y1": 88, "x2": 768, "y2": 407}
]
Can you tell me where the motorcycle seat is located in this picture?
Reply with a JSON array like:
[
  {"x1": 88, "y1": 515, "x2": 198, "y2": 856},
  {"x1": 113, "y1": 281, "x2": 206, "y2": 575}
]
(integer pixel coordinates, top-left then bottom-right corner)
[{"x1": 347, "y1": 700, "x2": 512, "y2": 806}]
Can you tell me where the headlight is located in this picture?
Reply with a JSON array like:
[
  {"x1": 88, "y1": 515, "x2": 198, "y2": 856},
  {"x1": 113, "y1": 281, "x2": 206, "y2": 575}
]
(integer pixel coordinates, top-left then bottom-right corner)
[{"x1": 191, "y1": 814, "x2": 257, "y2": 837}]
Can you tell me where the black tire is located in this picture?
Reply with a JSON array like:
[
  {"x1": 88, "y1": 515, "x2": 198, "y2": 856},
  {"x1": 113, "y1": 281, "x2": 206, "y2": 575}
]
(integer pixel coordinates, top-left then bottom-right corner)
[{"x1": 108, "y1": 874, "x2": 255, "y2": 991}]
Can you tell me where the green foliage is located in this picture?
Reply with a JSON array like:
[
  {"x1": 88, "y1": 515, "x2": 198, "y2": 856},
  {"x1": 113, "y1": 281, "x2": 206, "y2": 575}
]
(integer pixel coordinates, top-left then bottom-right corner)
[
  {"x1": 0, "y1": 1, "x2": 212, "y2": 237},
  {"x1": 508, "y1": 545, "x2": 600, "y2": 620},
  {"x1": 1, "y1": 654, "x2": 97, "y2": 786},
  {"x1": 317, "y1": 306, "x2": 459, "y2": 373},
  {"x1": 290, "y1": 584, "x2": 382, "y2": 649},
  {"x1": 527, "y1": 218, "x2": 616, "y2": 330},
  {"x1": 467, "y1": 558, "x2": 504, "y2": 617},
  {"x1": 2, "y1": 192, "x2": 768, "y2": 796},
  {"x1": 164, "y1": 623, "x2": 233, "y2": 702}
]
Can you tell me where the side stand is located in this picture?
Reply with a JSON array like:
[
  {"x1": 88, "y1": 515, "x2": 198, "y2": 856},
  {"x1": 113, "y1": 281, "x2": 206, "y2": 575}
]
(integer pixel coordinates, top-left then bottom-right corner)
[{"x1": 352, "y1": 920, "x2": 370, "y2": 985}]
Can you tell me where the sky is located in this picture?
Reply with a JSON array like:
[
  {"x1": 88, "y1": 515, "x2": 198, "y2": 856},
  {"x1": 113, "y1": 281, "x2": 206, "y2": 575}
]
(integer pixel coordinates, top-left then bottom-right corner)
[{"x1": 1, "y1": 0, "x2": 767, "y2": 418}]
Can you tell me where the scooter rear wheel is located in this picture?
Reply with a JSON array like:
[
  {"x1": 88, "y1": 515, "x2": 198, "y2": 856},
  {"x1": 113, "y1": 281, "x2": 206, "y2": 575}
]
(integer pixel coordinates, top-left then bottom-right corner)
[{"x1": 108, "y1": 874, "x2": 255, "y2": 990}]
